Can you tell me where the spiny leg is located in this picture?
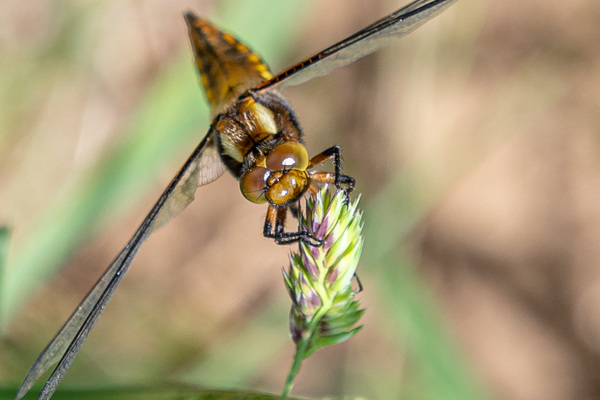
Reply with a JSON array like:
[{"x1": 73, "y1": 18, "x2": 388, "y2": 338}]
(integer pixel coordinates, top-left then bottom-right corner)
[
  {"x1": 308, "y1": 146, "x2": 360, "y2": 283},
  {"x1": 353, "y1": 274, "x2": 364, "y2": 293},
  {"x1": 308, "y1": 145, "x2": 355, "y2": 195},
  {"x1": 309, "y1": 171, "x2": 355, "y2": 202},
  {"x1": 288, "y1": 202, "x2": 300, "y2": 219},
  {"x1": 263, "y1": 203, "x2": 321, "y2": 246}
]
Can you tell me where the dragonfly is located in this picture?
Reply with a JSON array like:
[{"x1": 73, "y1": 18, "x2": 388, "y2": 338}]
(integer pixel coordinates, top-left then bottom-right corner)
[{"x1": 16, "y1": 0, "x2": 458, "y2": 399}]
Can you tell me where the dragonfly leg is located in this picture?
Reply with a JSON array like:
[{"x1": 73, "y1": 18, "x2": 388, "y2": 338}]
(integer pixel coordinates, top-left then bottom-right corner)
[
  {"x1": 263, "y1": 204, "x2": 322, "y2": 246},
  {"x1": 308, "y1": 145, "x2": 355, "y2": 196},
  {"x1": 353, "y1": 273, "x2": 364, "y2": 293},
  {"x1": 289, "y1": 202, "x2": 300, "y2": 219}
]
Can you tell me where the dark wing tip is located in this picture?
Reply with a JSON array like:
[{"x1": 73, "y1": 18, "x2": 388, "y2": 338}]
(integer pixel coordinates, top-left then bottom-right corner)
[
  {"x1": 183, "y1": 10, "x2": 199, "y2": 28},
  {"x1": 14, "y1": 361, "x2": 43, "y2": 400},
  {"x1": 15, "y1": 386, "x2": 27, "y2": 400}
]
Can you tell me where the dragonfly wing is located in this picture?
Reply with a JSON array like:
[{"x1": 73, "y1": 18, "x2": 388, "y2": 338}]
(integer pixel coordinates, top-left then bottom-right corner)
[
  {"x1": 16, "y1": 129, "x2": 224, "y2": 400},
  {"x1": 15, "y1": 249, "x2": 131, "y2": 400},
  {"x1": 255, "y1": 0, "x2": 458, "y2": 92},
  {"x1": 151, "y1": 129, "x2": 225, "y2": 232}
]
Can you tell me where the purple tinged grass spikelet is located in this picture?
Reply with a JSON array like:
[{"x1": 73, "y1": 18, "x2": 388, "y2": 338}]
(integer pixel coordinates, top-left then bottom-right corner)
[{"x1": 283, "y1": 187, "x2": 365, "y2": 357}]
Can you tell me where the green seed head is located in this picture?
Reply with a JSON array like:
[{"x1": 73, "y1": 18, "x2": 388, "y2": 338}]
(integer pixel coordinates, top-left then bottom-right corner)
[{"x1": 283, "y1": 187, "x2": 365, "y2": 355}]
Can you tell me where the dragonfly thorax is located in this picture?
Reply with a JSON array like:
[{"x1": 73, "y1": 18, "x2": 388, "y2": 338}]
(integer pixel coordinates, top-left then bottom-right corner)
[
  {"x1": 213, "y1": 91, "x2": 311, "y2": 207},
  {"x1": 216, "y1": 96, "x2": 279, "y2": 163}
]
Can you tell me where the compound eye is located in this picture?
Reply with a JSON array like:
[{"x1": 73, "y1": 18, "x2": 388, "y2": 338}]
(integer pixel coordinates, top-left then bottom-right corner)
[
  {"x1": 265, "y1": 142, "x2": 309, "y2": 172},
  {"x1": 240, "y1": 167, "x2": 269, "y2": 204}
]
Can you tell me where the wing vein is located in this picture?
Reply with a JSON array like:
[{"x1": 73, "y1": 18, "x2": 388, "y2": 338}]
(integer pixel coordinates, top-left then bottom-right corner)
[{"x1": 256, "y1": 0, "x2": 458, "y2": 91}]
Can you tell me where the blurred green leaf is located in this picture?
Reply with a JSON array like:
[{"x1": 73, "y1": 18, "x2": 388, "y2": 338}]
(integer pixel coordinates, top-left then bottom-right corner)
[
  {"x1": 0, "y1": 226, "x2": 10, "y2": 313},
  {"x1": 0, "y1": 387, "x2": 309, "y2": 400}
]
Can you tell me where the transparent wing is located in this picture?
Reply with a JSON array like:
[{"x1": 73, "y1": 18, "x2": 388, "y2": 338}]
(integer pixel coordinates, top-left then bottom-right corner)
[
  {"x1": 255, "y1": 0, "x2": 458, "y2": 92},
  {"x1": 16, "y1": 128, "x2": 225, "y2": 400},
  {"x1": 152, "y1": 129, "x2": 225, "y2": 232}
]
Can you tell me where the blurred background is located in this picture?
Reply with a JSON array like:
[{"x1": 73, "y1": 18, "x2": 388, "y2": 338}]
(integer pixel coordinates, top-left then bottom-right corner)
[{"x1": 1, "y1": 0, "x2": 600, "y2": 399}]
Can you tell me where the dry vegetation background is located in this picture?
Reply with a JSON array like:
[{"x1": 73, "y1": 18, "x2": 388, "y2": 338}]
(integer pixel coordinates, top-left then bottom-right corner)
[{"x1": 1, "y1": 0, "x2": 600, "y2": 399}]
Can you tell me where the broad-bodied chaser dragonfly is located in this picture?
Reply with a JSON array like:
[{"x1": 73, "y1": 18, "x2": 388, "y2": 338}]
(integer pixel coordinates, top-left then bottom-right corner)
[{"x1": 17, "y1": 0, "x2": 458, "y2": 398}]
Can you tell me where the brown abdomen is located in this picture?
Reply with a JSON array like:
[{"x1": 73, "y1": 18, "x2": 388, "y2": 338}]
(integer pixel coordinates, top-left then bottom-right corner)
[{"x1": 184, "y1": 12, "x2": 273, "y2": 115}]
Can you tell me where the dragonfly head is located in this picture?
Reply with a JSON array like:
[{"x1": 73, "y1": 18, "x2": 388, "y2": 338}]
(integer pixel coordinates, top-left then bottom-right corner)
[{"x1": 240, "y1": 141, "x2": 309, "y2": 206}]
